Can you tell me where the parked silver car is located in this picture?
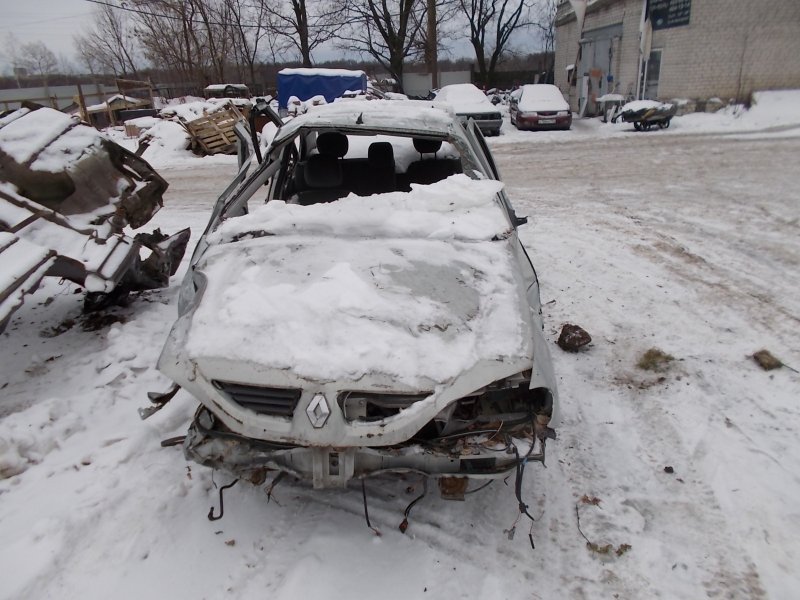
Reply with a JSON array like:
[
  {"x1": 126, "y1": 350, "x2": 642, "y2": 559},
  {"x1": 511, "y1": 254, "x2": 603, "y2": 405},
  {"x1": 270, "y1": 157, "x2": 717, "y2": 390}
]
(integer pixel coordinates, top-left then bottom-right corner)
[
  {"x1": 434, "y1": 83, "x2": 503, "y2": 136},
  {"x1": 154, "y1": 101, "x2": 557, "y2": 499}
]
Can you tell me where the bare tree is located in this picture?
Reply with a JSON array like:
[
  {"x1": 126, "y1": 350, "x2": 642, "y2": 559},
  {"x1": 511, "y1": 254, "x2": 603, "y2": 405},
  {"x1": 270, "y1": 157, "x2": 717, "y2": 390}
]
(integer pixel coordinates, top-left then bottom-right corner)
[
  {"x1": 224, "y1": 0, "x2": 273, "y2": 84},
  {"x1": 340, "y1": 0, "x2": 427, "y2": 88},
  {"x1": 411, "y1": 0, "x2": 460, "y2": 87},
  {"x1": 266, "y1": 0, "x2": 341, "y2": 67},
  {"x1": 533, "y1": 0, "x2": 557, "y2": 77},
  {"x1": 131, "y1": 0, "x2": 214, "y2": 86},
  {"x1": 459, "y1": 0, "x2": 532, "y2": 86},
  {"x1": 74, "y1": 4, "x2": 140, "y2": 77},
  {"x1": 17, "y1": 41, "x2": 58, "y2": 85},
  {"x1": 192, "y1": 0, "x2": 233, "y2": 82}
]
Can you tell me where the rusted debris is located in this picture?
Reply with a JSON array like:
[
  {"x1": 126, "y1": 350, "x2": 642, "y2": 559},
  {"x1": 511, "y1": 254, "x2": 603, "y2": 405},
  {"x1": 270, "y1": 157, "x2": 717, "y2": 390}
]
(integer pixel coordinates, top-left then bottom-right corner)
[
  {"x1": 637, "y1": 348, "x2": 674, "y2": 372},
  {"x1": 557, "y1": 323, "x2": 592, "y2": 352},
  {"x1": 752, "y1": 349, "x2": 783, "y2": 371},
  {"x1": 0, "y1": 103, "x2": 190, "y2": 333},
  {"x1": 438, "y1": 476, "x2": 469, "y2": 501}
]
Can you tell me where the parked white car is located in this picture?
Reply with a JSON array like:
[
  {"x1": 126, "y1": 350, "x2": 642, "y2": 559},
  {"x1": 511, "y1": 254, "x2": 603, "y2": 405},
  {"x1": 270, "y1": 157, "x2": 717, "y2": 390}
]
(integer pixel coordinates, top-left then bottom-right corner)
[
  {"x1": 435, "y1": 83, "x2": 503, "y2": 136},
  {"x1": 153, "y1": 101, "x2": 557, "y2": 498}
]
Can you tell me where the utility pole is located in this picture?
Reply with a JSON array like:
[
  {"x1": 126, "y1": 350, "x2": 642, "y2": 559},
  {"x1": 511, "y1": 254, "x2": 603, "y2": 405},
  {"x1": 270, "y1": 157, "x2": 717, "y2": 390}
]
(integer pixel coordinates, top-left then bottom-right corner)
[{"x1": 427, "y1": 0, "x2": 438, "y2": 90}]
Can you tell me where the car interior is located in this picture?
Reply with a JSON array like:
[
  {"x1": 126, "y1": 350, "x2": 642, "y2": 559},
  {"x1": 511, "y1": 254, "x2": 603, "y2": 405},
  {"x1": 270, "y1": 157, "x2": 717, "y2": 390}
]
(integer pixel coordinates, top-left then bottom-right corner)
[{"x1": 276, "y1": 131, "x2": 464, "y2": 205}]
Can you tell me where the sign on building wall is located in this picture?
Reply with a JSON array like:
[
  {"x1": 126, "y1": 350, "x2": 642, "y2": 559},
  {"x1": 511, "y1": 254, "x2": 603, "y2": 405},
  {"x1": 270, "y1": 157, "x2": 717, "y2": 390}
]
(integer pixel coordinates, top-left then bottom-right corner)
[{"x1": 650, "y1": 0, "x2": 691, "y2": 30}]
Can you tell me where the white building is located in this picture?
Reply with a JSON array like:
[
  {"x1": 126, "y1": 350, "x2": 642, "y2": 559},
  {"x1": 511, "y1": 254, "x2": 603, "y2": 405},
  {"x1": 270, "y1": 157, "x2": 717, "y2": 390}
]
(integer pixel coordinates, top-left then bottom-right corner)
[{"x1": 554, "y1": 0, "x2": 800, "y2": 114}]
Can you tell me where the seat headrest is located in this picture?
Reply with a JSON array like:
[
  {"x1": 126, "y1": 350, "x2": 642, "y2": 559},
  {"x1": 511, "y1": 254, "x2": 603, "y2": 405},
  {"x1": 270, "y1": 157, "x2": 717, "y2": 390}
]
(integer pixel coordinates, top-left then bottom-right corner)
[
  {"x1": 304, "y1": 154, "x2": 342, "y2": 188},
  {"x1": 413, "y1": 138, "x2": 442, "y2": 154},
  {"x1": 368, "y1": 142, "x2": 394, "y2": 169},
  {"x1": 316, "y1": 132, "x2": 349, "y2": 157}
]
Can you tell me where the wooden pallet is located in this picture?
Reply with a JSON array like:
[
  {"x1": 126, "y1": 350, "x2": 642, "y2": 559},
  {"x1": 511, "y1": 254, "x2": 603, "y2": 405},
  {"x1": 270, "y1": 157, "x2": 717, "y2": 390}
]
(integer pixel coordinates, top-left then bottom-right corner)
[{"x1": 182, "y1": 105, "x2": 245, "y2": 155}]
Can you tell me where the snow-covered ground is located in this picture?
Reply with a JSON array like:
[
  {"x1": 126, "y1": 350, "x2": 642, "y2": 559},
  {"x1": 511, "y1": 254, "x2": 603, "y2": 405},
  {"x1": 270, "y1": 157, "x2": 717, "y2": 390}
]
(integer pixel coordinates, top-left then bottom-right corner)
[{"x1": 2, "y1": 92, "x2": 800, "y2": 599}]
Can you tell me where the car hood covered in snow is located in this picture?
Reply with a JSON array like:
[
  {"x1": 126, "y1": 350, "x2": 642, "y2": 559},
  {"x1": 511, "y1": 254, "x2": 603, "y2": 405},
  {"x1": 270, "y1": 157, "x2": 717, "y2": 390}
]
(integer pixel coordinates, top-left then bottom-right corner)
[{"x1": 159, "y1": 175, "x2": 534, "y2": 391}]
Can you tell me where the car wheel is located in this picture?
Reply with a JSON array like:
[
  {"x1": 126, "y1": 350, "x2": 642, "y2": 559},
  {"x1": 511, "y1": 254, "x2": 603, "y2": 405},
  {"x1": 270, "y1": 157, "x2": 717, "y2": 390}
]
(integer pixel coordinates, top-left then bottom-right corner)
[{"x1": 634, "y1": 121, "x2": 643, "y2": 131}]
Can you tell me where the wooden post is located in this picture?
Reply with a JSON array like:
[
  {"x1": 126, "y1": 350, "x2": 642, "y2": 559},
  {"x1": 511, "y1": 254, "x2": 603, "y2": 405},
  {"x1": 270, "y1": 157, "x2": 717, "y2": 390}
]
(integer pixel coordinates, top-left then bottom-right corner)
[
  {"x1": 76, "y1": 82, "x2": 88, "y2": 122},
  {"x1": 106, "y1": 95, "x2": 115, "y2": 127},
  {"x1": 427, "y1": 0, "x2": 438, "y2": 90}
]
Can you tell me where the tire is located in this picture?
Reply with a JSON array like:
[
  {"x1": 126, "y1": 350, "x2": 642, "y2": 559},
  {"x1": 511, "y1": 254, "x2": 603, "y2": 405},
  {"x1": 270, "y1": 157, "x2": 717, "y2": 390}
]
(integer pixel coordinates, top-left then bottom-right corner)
[{"x1": 634, "y1": 121, "x2": 643, "y2": 131}]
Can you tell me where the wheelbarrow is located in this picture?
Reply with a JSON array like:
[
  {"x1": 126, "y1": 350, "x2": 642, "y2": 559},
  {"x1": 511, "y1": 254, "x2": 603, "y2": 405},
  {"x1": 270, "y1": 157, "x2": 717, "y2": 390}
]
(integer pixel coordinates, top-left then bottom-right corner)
[{"x1": 612, "y1": 100, "x2": 677, "y2": 131}]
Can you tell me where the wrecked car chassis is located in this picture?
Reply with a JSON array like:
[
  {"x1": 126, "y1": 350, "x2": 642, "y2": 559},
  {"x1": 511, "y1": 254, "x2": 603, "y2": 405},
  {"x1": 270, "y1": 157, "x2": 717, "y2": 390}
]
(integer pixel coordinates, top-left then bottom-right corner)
[
  {"x1": 184, "y1": 394, "x2": 552, "y2": 492},
  {"x1": 170, "y1": 360, "x2": 555, "y2": 491}
]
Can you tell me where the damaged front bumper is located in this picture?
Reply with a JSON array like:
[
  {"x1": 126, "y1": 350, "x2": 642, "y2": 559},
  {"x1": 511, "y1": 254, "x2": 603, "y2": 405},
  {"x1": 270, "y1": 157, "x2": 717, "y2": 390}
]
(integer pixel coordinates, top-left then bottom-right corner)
[{"x1": 183, "y1": 406, "x2": 551, "y2": 491}]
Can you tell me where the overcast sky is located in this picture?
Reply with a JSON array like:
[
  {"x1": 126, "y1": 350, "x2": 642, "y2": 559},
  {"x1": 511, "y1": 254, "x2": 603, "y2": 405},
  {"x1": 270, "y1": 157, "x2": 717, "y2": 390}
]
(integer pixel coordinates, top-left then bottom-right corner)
[
  {"x1": 0, "y1": 0, "x2": 545, "y2": 75},
  {"x1": 1, "y1": 0, "x2": 92, "y2": 70}
]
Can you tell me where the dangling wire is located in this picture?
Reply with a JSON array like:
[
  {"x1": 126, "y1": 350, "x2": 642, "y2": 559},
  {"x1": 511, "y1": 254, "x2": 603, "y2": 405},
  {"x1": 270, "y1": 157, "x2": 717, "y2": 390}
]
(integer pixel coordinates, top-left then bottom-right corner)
[
  {"x1": 265, "y1": 471, "x2": 285, "y2": 504},
  {"x1": 508, "y1": 408, "x2": 540, "y2": 549},
  {"x1": 207, "y1": 479, "x2": 239, "y2": 521},
  {"x1": 399, "y1": 478, "x2": 428, "y2": 534},
  {"x1": 361, "y1": 479, "x2": 382, "y2": 536}
]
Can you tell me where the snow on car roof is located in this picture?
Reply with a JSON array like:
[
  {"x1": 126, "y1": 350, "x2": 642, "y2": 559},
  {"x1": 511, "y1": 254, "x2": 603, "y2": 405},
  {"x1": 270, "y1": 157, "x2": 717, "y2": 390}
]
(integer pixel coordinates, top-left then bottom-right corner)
[
  {"x1": 518, "y1": 84, "x2": 569, "y2": 112},
  {"x1": 211, "y1": 174, "x2": 510, "y2": 244},
  {"x1": 272, "y1": 100, "x2": 457, "y2": 144},
  {"x1": 436, "y1": 84, "x2": 490, "y2": 104},
  {"x1": 519, "y1": 84, "x2": 565, "y2": 102},
  {"x1": 434, "y1": 84, "x2": 497, "y2": 115}
]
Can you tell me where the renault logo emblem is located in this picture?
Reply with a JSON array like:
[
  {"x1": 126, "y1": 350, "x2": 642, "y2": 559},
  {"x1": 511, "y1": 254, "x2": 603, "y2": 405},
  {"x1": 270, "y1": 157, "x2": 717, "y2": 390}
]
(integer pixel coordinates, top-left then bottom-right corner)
[{"x1": 306, "y1": 393, "x2": 330, "y2": 428}]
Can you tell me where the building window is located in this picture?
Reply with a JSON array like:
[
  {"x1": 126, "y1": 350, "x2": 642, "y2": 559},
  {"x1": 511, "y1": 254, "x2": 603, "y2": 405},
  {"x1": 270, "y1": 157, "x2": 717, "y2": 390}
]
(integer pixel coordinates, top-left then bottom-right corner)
[{"x1": 640, "y1": 49, "x2": 662, "y2": 99}]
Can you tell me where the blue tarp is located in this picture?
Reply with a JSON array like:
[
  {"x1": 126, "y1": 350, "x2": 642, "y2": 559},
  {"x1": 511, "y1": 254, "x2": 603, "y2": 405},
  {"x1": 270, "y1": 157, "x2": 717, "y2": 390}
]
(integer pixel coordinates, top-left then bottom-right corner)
[{"x1": 277, "y1": 69, "x2": 367, "y2": 109}]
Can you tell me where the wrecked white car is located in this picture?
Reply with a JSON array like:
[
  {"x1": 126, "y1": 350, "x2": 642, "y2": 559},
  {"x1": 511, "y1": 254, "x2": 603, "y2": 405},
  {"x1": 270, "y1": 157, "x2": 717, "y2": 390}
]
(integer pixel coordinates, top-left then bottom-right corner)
[
  {"x1": 155, "y1": 101, "x2": 558, "y2": 500},
  {"x1": 0, "y1": 103, "x2": 189, "y2": 332}
]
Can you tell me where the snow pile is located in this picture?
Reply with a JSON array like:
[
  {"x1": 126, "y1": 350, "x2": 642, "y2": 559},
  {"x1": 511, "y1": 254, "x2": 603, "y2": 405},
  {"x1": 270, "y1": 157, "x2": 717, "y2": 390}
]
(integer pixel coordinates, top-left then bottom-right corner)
[
  {"x1": 211, "y1": 174, "x2": 508, "y2": 243},
  {"x1": 122, "y1": 116, "x2": 160, "y2": 131},
  {"x1": 185, "y1": 234, "x2": 527, "y2": 386},
  {"x1": 0, "y1": 108, "x2": 100, "y2": 170},
  {"x1": 0, "y1": 396, "x2": 85, "y2": 479},
  {"x1": 184, "y1": 175, "x2": 523, "y2": 385},
  {"x1": 138, "y1": 120, "x2": 191, "y2": 163},
  {"x1": 619, "y1": 100, "x2": 671, "y2": 113},
  {"x1": 159, "y1": 100, "x2": 226, "y2": 122},
  {"x1": 699, "y1": 88, "x2": 800, "y2": 130},
  {"x1": 287, "y1": 94, "x2": 327, "y2": 115}
]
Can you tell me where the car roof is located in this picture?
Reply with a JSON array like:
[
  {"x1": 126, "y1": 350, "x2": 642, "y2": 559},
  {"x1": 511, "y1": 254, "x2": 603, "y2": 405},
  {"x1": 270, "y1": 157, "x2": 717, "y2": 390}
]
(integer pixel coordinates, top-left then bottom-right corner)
[
  {"x1": 520, "y1": 84, "x2": 566, "y2": 99},
  {"x1": 272, "y1": 100, "x2": 458, "y2": 145}
]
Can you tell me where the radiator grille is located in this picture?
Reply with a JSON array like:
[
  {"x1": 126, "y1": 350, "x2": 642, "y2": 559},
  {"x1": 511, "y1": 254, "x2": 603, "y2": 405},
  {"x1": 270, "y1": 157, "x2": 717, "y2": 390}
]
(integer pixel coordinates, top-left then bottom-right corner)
[{"x1": 212, "y1": 380, "x2": 301, "y2": 417}]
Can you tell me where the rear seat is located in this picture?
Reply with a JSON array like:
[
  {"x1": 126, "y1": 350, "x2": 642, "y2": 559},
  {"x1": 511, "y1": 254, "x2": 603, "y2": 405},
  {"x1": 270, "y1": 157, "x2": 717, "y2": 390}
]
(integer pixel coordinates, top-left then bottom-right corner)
[
  {"x1": 293, "y1": 134, "x2": 460, "y2": 203},
  {"x1": 403, "y1": 138, "x2": 462, "y2": 188},
  {"x1": 295, "y1": 132, "x2": 349, "y2": 205}
]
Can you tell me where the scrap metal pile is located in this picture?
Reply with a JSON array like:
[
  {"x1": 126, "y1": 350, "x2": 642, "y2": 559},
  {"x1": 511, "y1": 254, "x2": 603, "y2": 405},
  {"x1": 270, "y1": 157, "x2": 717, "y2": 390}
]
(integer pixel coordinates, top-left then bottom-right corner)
[{"x1": 0, "y1": 102, "x2": 189, "y2": 332}]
